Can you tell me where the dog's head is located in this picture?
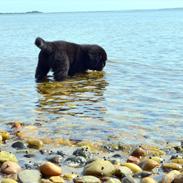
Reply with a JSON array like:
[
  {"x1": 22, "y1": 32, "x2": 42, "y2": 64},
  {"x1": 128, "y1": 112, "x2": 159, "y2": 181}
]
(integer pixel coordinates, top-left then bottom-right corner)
[{"x1": 86, "y1": 45, "x2": 107, "y2": 71}]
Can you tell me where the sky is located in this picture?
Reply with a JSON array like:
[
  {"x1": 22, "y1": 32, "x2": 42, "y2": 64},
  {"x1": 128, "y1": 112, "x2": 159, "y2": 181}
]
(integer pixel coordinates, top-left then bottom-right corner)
[{"x1": 0, "y1": 0, "x2": 183, "y2": 13}]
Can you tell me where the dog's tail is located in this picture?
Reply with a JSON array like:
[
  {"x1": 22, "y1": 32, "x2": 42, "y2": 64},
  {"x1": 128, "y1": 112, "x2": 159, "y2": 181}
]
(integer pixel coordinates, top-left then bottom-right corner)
[{"x1": 35, "y1": 37, "x2": 52, "y2": 53}]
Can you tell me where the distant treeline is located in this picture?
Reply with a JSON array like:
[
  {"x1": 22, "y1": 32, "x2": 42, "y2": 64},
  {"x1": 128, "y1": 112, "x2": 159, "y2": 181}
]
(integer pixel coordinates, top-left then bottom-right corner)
[{"x1": 0, "y1": 11, "x2": 42, "y2": 15}]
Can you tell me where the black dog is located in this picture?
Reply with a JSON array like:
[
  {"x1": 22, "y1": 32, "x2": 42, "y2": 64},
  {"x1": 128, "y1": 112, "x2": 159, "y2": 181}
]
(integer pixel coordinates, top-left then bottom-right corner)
[{"x1": 35, "y1": 37, "x2": 107, "y2": 82}]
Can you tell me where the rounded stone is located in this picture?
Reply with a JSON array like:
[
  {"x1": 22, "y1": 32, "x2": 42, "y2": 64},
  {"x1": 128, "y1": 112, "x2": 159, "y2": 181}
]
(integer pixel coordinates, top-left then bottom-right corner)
[
  {"x1": 141, "y1": 177, "x2": 157, "y2": 183},
  {"x1": 102, "y1": 177, "x2": 121, "y2": 183},
  {"x1": 174, "y1": 174, "x2": 183, "y2": 183},
  {"x1": 49, "y1": 176, "x2": 65, "y2": 183},
  {"x1": 83, "y1": 159, "x2": 115, "y2": 177},
  {"x1": 171, "y1": 159, "x2": 183, "y2": 164},
  {"x1": 73, "y1": 147, "x2": 92, "y2": 159},
  {"x1": 122, "y1": 175, "x2": 136, "y2": 183},
  {"x1": 64, "y1": 156, "x2": 86, "y2": 167},
  {"x1": 123, "y1": 163, "x2": 142, "y2": 174},
  {"x1": 127, "y1": 156, "x2": 140, "y2": 164},
  {"x1": 1, "y1": 161, "x2": 21, "y2": 174},
  {"x1": 140, "y1": 159, "x2": 160, "y2": 171},
  {"x1": 47, "y1": 155, "x2": 63, "y2": 164},
  {"x1": 115, "y1": 166, "x2": 133, "y2": 178},
  {"x1": 161, "y1": 170, "x2": 180, "y2": 183},
  {"x1": 27, "y1": 139, "x2": 43, "y2": 149},
  {"x1": 11, "y1": 141, "x2": 26, "y2": 150},
  {"x1": 0, "y1": 151, "x2": 17, "y2": 163},
  {"x1": 131, "y1": 147, "x2": 146, "y2": 158},
  {"x1": 162, "y1": 163, "x2": 182, "y2": 170},
  {"x1": 1, "y1": 178, "x2": 17, "y2": 183},
  {"x1": 40, "y1": 162, "x2": 62, "y2": 176},
  {"x1": 41, "y1": 179, "x2": 52, "y2": 183},
  {"x1": 63, "y1": 173, "x2": 77, "y2": 180},
  {"x1": 18, "y1": 169, "x2": 41, "y2": 183},
  {"x1": 74, "y1": 175, "x2": 101, "y2": 183}
]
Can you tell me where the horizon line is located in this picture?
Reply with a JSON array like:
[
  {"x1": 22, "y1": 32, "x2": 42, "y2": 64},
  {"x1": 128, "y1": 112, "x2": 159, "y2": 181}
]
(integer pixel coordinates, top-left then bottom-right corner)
[{"x1": 0, "y1": 7, "x2": 183, "y2": 14}]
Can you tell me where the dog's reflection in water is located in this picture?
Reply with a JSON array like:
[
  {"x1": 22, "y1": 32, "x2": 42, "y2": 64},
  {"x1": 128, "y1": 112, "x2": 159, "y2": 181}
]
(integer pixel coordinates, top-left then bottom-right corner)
[{"x1": 35, "y1": 71, "x2": 108, "y2": 118}]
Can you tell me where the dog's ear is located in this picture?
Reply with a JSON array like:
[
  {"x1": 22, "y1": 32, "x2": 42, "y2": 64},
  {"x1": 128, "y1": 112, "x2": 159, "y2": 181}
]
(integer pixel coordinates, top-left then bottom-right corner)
[{"x1": 35, "y1": 37, "x2": 53, "y2": 54}]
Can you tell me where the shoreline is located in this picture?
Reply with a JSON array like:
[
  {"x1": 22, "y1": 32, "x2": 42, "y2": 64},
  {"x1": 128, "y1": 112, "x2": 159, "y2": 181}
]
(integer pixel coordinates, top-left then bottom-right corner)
[{"x1": 0, "y1": 122, "x2": 183, "y2": 182}]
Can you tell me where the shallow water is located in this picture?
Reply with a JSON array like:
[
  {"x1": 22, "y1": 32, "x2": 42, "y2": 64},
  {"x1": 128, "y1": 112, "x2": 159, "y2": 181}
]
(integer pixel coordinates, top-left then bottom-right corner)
[{"x1": 0, "y1": 9, "x2": 183, "y2": 145}]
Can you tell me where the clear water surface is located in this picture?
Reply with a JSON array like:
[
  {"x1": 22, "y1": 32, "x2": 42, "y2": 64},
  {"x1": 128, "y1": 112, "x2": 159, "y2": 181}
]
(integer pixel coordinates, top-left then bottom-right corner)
[{"x1": 0, "y1": 9, "x2": 183, "y2": 145}]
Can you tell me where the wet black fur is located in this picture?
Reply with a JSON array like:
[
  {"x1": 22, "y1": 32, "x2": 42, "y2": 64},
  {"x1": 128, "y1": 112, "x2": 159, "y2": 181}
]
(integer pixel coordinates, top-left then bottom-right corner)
[{"x1": 35, "y1": 37, "x2": 107, "y2": 82}]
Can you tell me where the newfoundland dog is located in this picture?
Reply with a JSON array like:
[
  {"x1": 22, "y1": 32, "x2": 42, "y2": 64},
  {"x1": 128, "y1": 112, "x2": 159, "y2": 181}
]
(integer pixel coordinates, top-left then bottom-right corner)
[{"x1": 35, "y1": 37, "x2": 107, "y2": 82}]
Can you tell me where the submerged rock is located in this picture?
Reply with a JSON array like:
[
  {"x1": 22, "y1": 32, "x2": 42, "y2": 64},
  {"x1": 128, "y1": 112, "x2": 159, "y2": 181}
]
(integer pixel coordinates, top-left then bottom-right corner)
[
  {"x1": 73, "y1": 147, "x2": 92, "y2": 159},
  {"x1": 64, "y1": 156, "x2": 86, "y2": 167},
  {"x1": 12, "y1": 141, "x2": 26, "y2": 150},
  {"x1": 47, "y1": 155, "x2": 63, "y2": 165}
]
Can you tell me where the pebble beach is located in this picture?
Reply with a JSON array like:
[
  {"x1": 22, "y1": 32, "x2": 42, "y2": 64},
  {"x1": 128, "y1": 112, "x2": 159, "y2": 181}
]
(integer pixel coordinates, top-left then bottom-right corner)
[{"x1": 0, "y1": 122, "x2": 183, "y2": 183}]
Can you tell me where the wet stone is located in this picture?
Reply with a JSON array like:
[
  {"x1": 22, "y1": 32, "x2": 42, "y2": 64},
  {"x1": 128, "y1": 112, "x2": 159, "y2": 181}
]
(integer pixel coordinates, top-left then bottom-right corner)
[
  {"x1": 141, "y1": 177, "x2": 157, "y2": 183},
  {"x1": 74, "y1": 175, "x2": 101, "y2": 183},
  {"x1": 18, "y1": 169, "x2": 41, "y2": 183},
  {"x1": 102, "y1": 177, "x2": 121, "y2": 183},
  {"x1": 115, "y1": 166, "x2": 133, "y2": 178},
  {"x1": 0, "y1": 151, "x2": 17, "y2": 162},
  {"x1": 27, "y1": 139, "x2": 43, "y2": 149},
  {"x1": 133, "y1": 171, "x2": 152, "y2": 178},
  {"x1": 56, "y1": 150, "x2": 65, "y2": 157},
  {"x1": 162, "y1": 163, "x2": 182, "y2": 171},
  {"x1": 174, "y1": 174, "x2": 183, "y2": 183},
  {"x1": 49, "y1": 176, "x2": 65, "y2": 183},
  {"x1": 140, "y1": 159, "x2": 160, "y2": 171},
  {"x1": 47, "y1": 155, "x2": 63, "y2": 164},
  {"x1": 73, "y1": 147, "x2": 92, "y2": 159},
  {"x1": 103, "y1": 145, "x2": 115, "y2": 152},
  {"x1": 131, "y1": 147, "x2": 146, "y2": 158},
  {"x1": 1, "y1": 161, "x2": 21, "y2": 174},
  {"x1": 112, "y1": 154, "x2": 122, "y2": 158},
  {"x1": 11, "y1": 141, "x2": 26, "y2": 150},
  {"x1": 83, "y1": 159, "x2": 115, "y2": 177},
  {"x1": 122, "y1": 175, "x2": 136, "y2": 183},
  {"x1": 63, "y1": 173, "x2": 78, "y2": 181},
  {"x1": 64, "y1": 156, "x2": 87, "y2": 167},
  {"x1": 24, "y1": 162, "x2": 40, "y2": 169},
  {"x1": 40, "y1": 162, "x2": 62, "y2": 176},
  {"x1": 24, "y1": 154, "x2": 35, "y2": 158},
  {"x1": 1, "y1": 178, "x2": 18, "y2": 183}
]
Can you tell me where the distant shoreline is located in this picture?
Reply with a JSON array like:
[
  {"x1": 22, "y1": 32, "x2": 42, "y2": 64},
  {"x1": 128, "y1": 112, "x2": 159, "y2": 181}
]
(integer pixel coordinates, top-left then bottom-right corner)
[{"x1": 0, "y1": 7, "x2": 183, "y2": 15}]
